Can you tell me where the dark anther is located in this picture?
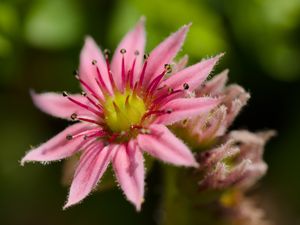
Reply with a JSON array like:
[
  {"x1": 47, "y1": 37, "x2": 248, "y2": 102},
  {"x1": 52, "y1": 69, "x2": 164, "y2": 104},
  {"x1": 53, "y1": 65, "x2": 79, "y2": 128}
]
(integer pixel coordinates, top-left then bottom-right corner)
[
  {"x1": 62, "y1": 91, "x2": 68, "y2": 97},
  {"x1": 141, "y1": 128, "x2": 151, "y2": 134},
  {"x1": 73, "y1": 70, "x2": 78, "y2": 75},
  {"x1": 134, "y1": 50, "x2": 140, "y2": 55},
  {"x1": 183, "y1": 83, "x2": 189, "y2": 90},
  {"x1": 83, "y1": 135, "x2": 88, "y2": 140},
  {"x1": 182, "y1": 119, "x2": 188, "y2": 126},
  {"x1": 92, "y1": 59, "x2": 97, "y2": 65},
  {"x1": 70, "y1": 113, "x2": 77, "y2": 120},
  {"x1": 104, "y1": 49, "x2": 110, "y2": 56},
  {"x1": 168, "y1": 87, "x2": 174, "y2": 93},
  {"x1": 166, "y1": 109, "x2": 173, "y2": 114},
  {"x1": 66, "y1": 134, "x2": 73, "y2": 140},
  {"x1": 143, "y1": 53, "x2": 149, "y2": 60},
  {"x1": 164, "y1": 64, "x2": 172, "y2": 73},
  {"x1": 120, "y1": 48, "x2": 126, "y2": 54},
  {"x1": 81, "y1": 91, "x2": 87, "y2": 96}
]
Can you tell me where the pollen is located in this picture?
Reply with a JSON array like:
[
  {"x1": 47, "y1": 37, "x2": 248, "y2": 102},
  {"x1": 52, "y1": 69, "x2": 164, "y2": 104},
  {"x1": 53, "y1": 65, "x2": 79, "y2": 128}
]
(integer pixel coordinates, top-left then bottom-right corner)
[{"x1": 103, "y1": 90, "x2": 146, "y2": 132}]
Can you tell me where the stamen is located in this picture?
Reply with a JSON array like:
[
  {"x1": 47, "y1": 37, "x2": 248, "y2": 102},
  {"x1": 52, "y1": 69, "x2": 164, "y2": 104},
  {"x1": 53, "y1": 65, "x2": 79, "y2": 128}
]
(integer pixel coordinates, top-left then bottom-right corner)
[
  {"x1": 73, "y1": 70, "x2": 79, "y2": 76},
  {"x1": 120, "y1": 49, "x2": 126, "y2": 91},
  {"x1": 145, "y1": 70, "x2": 166, "y2": 98},
  {"x1": 183, "y1": 83, "x2": 189, "y2": 90},
  {"x1": 140, "y1": 128, "x2": 151, "y2": 134},
  {"x1": 75, "y1": 75, "x2": 101, "y2": 100},
  {"x1": 95, "y1": 65, "x2": 110, "y2": 95},
  {"x1": 85, "y1": 94, "x2": 103, "y2": 111},
  {"x1": 141, "y1": 110, "x2": 166, "y2": 121},
  {"x1": 138, "y1": 54, "x2": 149, "y2": 87},
  {"x1": 71, "y1": 113, "x2": 77, "y2": 120},
  {"x1": 128, "y1": 57, "x2": 137, "y2": 88},
  {"x1": 83, "y1": 130, "x2": 106, "y2": 140},
  {"x1": 120, "y1": 48, "x2": 126, "y2": 54},
  {"x1": 92, "y1": 59, "x2": 97, "y2": 65},
  {"x1": 72, "y1": 128, "x2": 103, "y2": 139},
  {"x1": 104, "y1": 49, "x2": 116, "y2": 89},
  {"x1": 104, "y1": 49, "x2": 110, "y2": 56},
  {"x1": 130, "y1": 124, "x2": 143, "y2": 130},
  {"x1": 66, "y1": 134, "x2": 73, "y2": 140},
  {"x1": 164, "y1": 64, "x2": 172, "y2": 73},
  {"x1": 65, "y1": 95, "x2": 102, "y2": 117},
  {"x1": 62, "y1": 91, "x2": 68, "y2": 97},
  {"x1": 152, "y1": 89, "x2": 183, "y2": 106},
  {"x1": 166, "y1": 109, "x2": 173, "y2": 114},
  {"x1": 77, "y1": 116, "x2": 104, "y2": 126},
  {"x1": 108, "y1": 133, "x2": 119, "y2": 143}
]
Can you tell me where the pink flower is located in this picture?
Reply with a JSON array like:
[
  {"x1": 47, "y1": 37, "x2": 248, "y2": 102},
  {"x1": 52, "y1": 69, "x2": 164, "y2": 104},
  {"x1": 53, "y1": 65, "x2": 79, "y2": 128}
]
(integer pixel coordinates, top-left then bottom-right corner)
[
  {"x1": 21, "y1": 18, "x2": 221, "y2": 210},
  {"x1": 198, "y1": 130, "x2": 275, "y2": 190},
  {"x1": 173, "y1": 70, "x2": 250, "y2": 147}
]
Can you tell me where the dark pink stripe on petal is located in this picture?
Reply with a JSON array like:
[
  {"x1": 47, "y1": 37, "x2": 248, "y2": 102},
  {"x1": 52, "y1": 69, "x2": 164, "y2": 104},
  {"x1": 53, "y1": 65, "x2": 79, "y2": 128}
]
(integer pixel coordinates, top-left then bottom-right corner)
[
  {"x1": 21, "y1": 123, "x2": 91, "y2": 164},
  {"x1": 79, "y1": 37, "x2": 112, "y2": 95},
  {"x1": 111, "y1": 18, "x2": 146, "y2": 90},
  {"x1": 155, "y1": 97, "x2": 221, "y2": 125},
  {"x1": 31, "y1": 91, "x2": 95, "y2": 120},
  {"x1": 64, "y1": 144, "x2": 115, "y2": 209},
  {"x1": 112, "y1": 141, "x2": 144, "y2": 211},
  {"x1": 162, "y1": 54, "x2": 223, "y2": 92},
  {"x1": 143, "y1": 24, "x2": 190, "y2": 85}
]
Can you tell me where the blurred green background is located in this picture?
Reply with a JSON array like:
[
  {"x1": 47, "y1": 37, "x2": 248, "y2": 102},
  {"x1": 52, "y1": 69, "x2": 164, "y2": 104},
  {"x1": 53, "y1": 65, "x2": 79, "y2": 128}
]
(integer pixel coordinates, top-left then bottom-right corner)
[{"x1": 0, "y1": 0, "x2": 300, "y2": 224}]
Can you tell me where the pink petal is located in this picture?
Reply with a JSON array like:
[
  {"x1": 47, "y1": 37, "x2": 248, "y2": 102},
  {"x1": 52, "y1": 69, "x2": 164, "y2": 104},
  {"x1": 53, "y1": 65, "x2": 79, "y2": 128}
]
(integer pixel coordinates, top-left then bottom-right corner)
[
  {"x1": 155, "y1": 97, "x2": 221, "y2": 125},
  {"x1": 197, "y1": 69, "x2": 228, "y2": 96},
  {"x1": 64, "y1": 144, "x2": 114, "y2": 209},
  {"x1": 137, "y1": 124, "x2": 197, "y2": 167},
  {"x1": 172, "y1": 54, "x2": 189, "y2": 73},
  {"x1": 111, "y1": 18, "x2": 146, "y2": 89},
  {"x1": 112, "y1": 141, "x2": 144, "y2": 211},
  {"x1": 143, "y1": 25, "x2": 190, "y2": 85},
  {"x1": 79, "y1": 36, "x2": 111, "y2": 95},
  {"x1": 31, "y1": 91, "x2": 95, "y2": 119},
  {"x1": 162, "y1": 54, "x2": 223, "y2": 92},
  {"x1": 21, "y1": 123, "x2": 90, "y2": 164}
]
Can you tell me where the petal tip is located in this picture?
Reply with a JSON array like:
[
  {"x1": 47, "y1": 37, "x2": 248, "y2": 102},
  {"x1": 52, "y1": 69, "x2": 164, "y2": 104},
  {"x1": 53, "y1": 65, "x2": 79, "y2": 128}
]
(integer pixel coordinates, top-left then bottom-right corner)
[
  {"x1": 20, "y1": 157, "x2": 26, "y2": 166},
  {"x1": 192, "y1": 161, "x2": 199, "y2": 168},
  {"x1": 63, "y1": 197, "x2": 78, "y2": 210},
  {"x1": 180, "y1": 23, "x2": 191, "y2": 33},
  {"x1": 217, "y1": 52, "x2": 225, "y2": 60},
  {"x1": 134, "y1": 198, "x2": 144, "y2": 212},
  {"x1": 138, "y1": 16, "x2": 146, "y2": 24}
]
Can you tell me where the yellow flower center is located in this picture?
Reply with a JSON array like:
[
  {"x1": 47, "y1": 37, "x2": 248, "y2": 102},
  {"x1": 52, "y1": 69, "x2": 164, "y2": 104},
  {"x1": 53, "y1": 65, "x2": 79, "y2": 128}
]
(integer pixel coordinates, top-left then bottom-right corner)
[{"x1": 103, "y1": 90, "x2": 146, "y2": 132}]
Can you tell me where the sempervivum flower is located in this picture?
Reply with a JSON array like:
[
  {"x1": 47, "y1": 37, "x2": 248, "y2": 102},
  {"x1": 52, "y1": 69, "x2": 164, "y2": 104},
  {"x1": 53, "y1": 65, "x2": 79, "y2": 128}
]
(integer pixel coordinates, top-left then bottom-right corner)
[
  {"x1": 173, "y1": 69, "x2": 250, "y2": 148},
  {"x1": 198, "y1": 130, "x2": 275, "y2": 190},
  {"x1": 21, "y1": 19, "x2": 222, "y2": 210}
]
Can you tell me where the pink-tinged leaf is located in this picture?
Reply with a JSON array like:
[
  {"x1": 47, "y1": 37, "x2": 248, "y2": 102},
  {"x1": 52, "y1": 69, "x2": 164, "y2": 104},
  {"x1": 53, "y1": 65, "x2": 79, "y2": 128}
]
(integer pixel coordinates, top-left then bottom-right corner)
[
  {"x1": 143, "y1": 25, "x2": 190, "y2": 85},
  {"x1": 64, "y1": 144, "x2": 114, "y2": 209},
  {"x1": 137, "y1": 124, "x2": 198, "y2": 167},
  {"x1": 197, "y1": 69, "x2": 228, "y2": 96},
  {"x1": 111, "y1": 18, "x2": 146, "y2": 89},
  {"x1": 21, "y1": 123, "x2": 90, "y2": 165},
  {"x1": 112, "y1": 141, "x2": 144, "y2": 211},
  {"x1": 31, "y1": 91, "x2": 95, "y2": 120},
  {"x1": 162, "y1": 54, "x2": 223, "y2": 92},
  {"x1": 79, "y1": 36, "x2": 111, "y2": 95},
  {"x1": 155, "y1": 97, "x2": 221, "y2": 125}
]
